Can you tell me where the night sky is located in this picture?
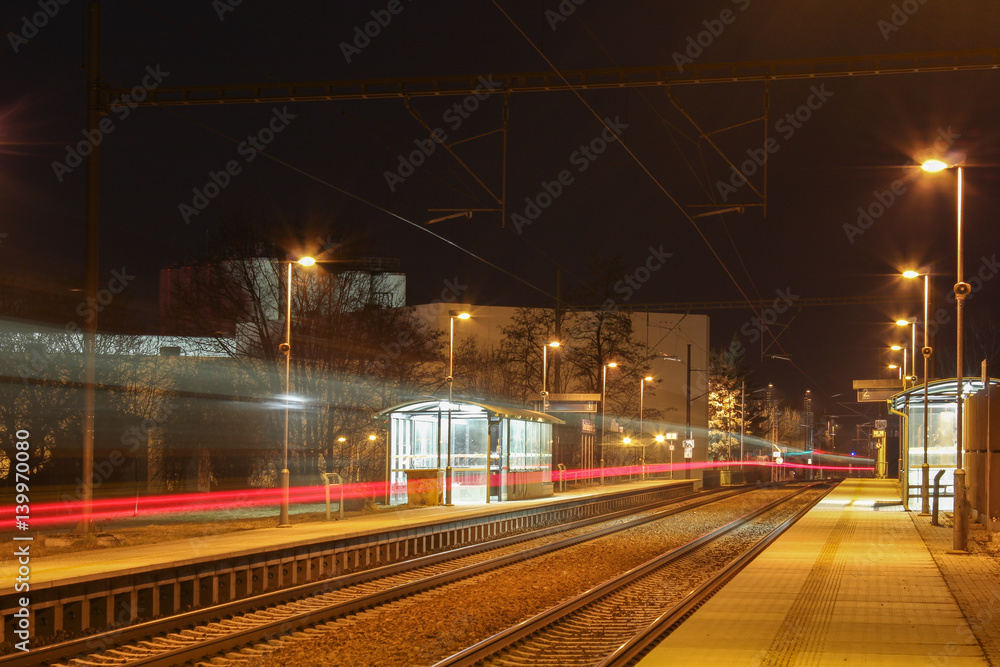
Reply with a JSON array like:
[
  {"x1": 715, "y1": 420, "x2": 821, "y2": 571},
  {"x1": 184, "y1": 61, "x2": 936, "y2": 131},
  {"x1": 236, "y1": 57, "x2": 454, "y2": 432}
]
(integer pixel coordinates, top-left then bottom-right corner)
[{"x1": 3, "y1": 1, "x2": 1000, "y2": 429}]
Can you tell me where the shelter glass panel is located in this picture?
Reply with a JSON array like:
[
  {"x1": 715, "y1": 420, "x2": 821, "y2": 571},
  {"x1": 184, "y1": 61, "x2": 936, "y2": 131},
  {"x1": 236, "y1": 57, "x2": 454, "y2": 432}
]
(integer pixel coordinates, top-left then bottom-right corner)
[
  {"x1": 905, "y1": 402, "x2": 957, "y2": 511},
  {"x1": 509, "y1": 420, "x2": 526, "y2": 471}
]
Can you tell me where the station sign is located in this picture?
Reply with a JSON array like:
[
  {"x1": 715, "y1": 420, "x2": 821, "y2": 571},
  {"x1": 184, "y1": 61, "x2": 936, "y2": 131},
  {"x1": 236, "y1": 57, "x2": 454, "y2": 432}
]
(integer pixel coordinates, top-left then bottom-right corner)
[
  {"x1": 683, "y1": 439, "x2": 694, "y2": 459},
  {"x1": 857, "y1": 388, "x2": 897, "y2": 402},
  {"x1": 875, "y1": 419, "x2": 887, "y2": 429},
  {"x1": 664, "y1": 432, "x2": 678, "y2": 440},
  {"x1": 872, "y1": 429, "x2": 886, "y2": 439},
  {"x1": 853, "y1": 380, "x2": 903, "y2": 403},
  {"x1": 581, "y1": 419, "x2": 595, "y2": 434}
]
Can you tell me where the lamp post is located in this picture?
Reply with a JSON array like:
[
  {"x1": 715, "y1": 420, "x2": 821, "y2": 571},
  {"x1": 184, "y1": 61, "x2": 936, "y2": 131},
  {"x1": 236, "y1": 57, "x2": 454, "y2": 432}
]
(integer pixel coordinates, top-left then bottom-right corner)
[
  {"x1": 888, "y1": 364, "x2": 902, "y2": 380},
  {"x1": 600, "y1": 362, "x2": 618, "y2": 484},
  {"x1": 640, "y1": 376, "x2": 652, "y2": 480},
  {"x1": 890, "y1": 345, "x2": 907, "y2": 383},
  {"x1": 542, "y1": 341, "x2": 560, "y2": 412},
  {"x1": 895, "y1": 318, "x2": 918, "y2": 383},
  {"x1": 740, "y1": 381, "x2": 746, "y2": 469},
  {"x1": 622, "y1": 436, "x2": 632, "y2": 479},
  {"x1": 922, "y1": 156, "x2": 969, "y2": 552},
  {"x1": 903, "y1": 270, "x2": 932, "y2": 516},
  {"x1": 446, "y1": 310, "x2": 470, "y2": 506},
  {"x1": 279, "y1": 255, "x2": 316, "y2": 527}
]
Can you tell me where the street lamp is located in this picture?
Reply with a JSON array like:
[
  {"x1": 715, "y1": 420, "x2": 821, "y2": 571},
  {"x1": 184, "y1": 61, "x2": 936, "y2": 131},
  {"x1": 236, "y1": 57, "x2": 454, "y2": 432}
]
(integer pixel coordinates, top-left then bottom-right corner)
[
  {"x1": 445, "y1": 310, "x2": 470, "y2": 505},
  {"x1": 336, "y1": 436, "x2": 347, "y2": 482},
  {"x1": 640, "y1": 375, "x2": 652, "y2": 480},
  {"x1": 655, "y1": 434, "x2": 669, "y2": 479},
  {"x1": 600, "y1": 362, "x2": 618, "y2": 484},
  {"x1": 542, "y1": 341, "x2": 560, "y2": 412},
  {"x1": 279, "y1": 255, "x2": 316, "y2": 527},
  {"x1": 922, "y1": 155, "x2": 969, "y2": 552},
  {"x1": 904, "y1": 269, "x2": 932, "y2": 515},
  {"x1": 888, "y1": 363, "x2": 902, "y2": 380}
]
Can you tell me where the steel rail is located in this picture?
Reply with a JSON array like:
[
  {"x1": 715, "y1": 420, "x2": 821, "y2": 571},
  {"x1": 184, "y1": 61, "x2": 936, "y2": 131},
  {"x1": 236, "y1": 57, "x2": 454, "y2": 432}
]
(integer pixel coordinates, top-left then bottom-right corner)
[
  {"x1": 117, "y1": 486, "x2": 753, "y2": 667},
  {"x1": 433, "y1": 482, "x2": 830, "y2": 667},
  {"x1": 2, "y1": 485, "x2": 744, "y2": 667}
]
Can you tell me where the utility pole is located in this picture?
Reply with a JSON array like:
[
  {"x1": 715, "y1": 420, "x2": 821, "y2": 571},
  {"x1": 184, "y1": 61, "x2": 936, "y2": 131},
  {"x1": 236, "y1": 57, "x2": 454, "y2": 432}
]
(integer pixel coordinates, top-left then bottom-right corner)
[
  {"x1": 80, "y1": 0, "x2": 102, "y2": 536},
  {"x1": 554, "y1": 267, "x2": 562, "y2": 394},
  {"x1": 685, "y1": 344, "x2": 692, "y2": 480}
]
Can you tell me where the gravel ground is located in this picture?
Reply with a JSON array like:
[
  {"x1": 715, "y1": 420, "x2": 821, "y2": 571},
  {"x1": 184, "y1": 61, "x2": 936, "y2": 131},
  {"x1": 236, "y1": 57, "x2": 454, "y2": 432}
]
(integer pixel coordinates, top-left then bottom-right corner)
[{"x1": 235, "y1": 487, "x2": 802, "y2": 667}]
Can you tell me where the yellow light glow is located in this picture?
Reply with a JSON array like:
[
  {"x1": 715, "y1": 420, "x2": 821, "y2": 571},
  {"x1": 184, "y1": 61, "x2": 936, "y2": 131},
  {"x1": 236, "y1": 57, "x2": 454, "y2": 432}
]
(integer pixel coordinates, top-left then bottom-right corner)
[
  {"x1": 457, "y1": 312, "x2": 471, "y2": 320},
  {"x1": 337, "y1": 437, "x2": 346, "y2": 442},
  {"x1": 644, "y1": 376, "x2": 653, "y2": 381},
  {"x1": 368, "y1": 434, "x2": 377, "y2": 441},
  {"x1": 623, "y1": 437, "x2": 631, "y2": 444},
  {"x1": 297, "y1": 256, "x2": 316, "y2": 266},
  {"x1": 921, "y1": 159, "x2": 948, "y2": 172},
  {"x1": 891, "y1": 345, "x2": 903, "y2": 351},
  {"x1": 902, "y1": 270, "x2": 920, "y2": 279},
  {"x1": 896, "y1": 319, "x2": 910, "y2": 326},
  {"x1": 607, "y1": 362, "x2": 618, "y2": 368},
  {"x1": 888, "y1": 364, "x2": 899, "y2": 369},
  {"x1": 548, "y1": 341, "x2": 560, "y2": 348},
  {"x1": 655, "y1": 435, "x2": 665, "y2": 442}
]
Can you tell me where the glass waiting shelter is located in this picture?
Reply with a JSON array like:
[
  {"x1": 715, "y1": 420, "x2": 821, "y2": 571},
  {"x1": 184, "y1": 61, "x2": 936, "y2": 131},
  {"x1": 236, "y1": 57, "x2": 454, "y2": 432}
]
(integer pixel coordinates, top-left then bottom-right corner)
[
  {"x1": 889, "y1": 378, "x2": 995, "y2": 511},
  {"x1": 378, "y1": 399, "x2": 563, "y2": 505}
]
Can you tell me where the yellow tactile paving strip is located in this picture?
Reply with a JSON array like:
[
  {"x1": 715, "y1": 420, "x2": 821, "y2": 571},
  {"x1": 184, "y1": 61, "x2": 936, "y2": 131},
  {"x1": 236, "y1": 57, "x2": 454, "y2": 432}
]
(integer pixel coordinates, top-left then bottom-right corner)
[{"x1": 641, "y1": 479, "x2": 988, "y2": 666}]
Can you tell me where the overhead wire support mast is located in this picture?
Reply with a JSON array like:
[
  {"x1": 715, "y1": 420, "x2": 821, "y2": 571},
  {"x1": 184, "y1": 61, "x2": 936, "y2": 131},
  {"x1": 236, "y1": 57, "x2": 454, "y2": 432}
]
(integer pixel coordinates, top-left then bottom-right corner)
[
  {"x1": 106, "y1": 49, "x2": 1000, "y2": 106},
  {"x1": 575, "y1": 295, "x2": 918, "y2": 312}
]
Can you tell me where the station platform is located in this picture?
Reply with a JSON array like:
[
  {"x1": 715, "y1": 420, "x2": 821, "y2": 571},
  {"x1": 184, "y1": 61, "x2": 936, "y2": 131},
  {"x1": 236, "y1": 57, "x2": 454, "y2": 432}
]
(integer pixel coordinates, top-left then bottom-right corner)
[{"x1": 642, "y1": 478, "x2": 1000, "y2": 666}]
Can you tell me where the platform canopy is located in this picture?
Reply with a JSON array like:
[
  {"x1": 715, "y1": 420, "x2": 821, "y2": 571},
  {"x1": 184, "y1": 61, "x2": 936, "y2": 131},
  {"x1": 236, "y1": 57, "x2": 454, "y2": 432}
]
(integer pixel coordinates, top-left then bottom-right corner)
[
  {"x1": 888, "y1": 378, "x2": 998, "y2": 410},
  {"x1": 376, "y1": 398, "x2": 565, "y2": 424}
]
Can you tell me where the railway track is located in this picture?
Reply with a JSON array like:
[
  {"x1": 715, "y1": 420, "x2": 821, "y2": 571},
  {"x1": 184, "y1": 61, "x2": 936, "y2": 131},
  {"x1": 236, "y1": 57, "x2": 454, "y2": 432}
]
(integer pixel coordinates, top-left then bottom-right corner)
[
  {"x1": 2, "y1": 485, "x2": 755, "y2": 667},
  {"x1": 436, "y1": 482, "x2": 831, "y2": 667}
]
